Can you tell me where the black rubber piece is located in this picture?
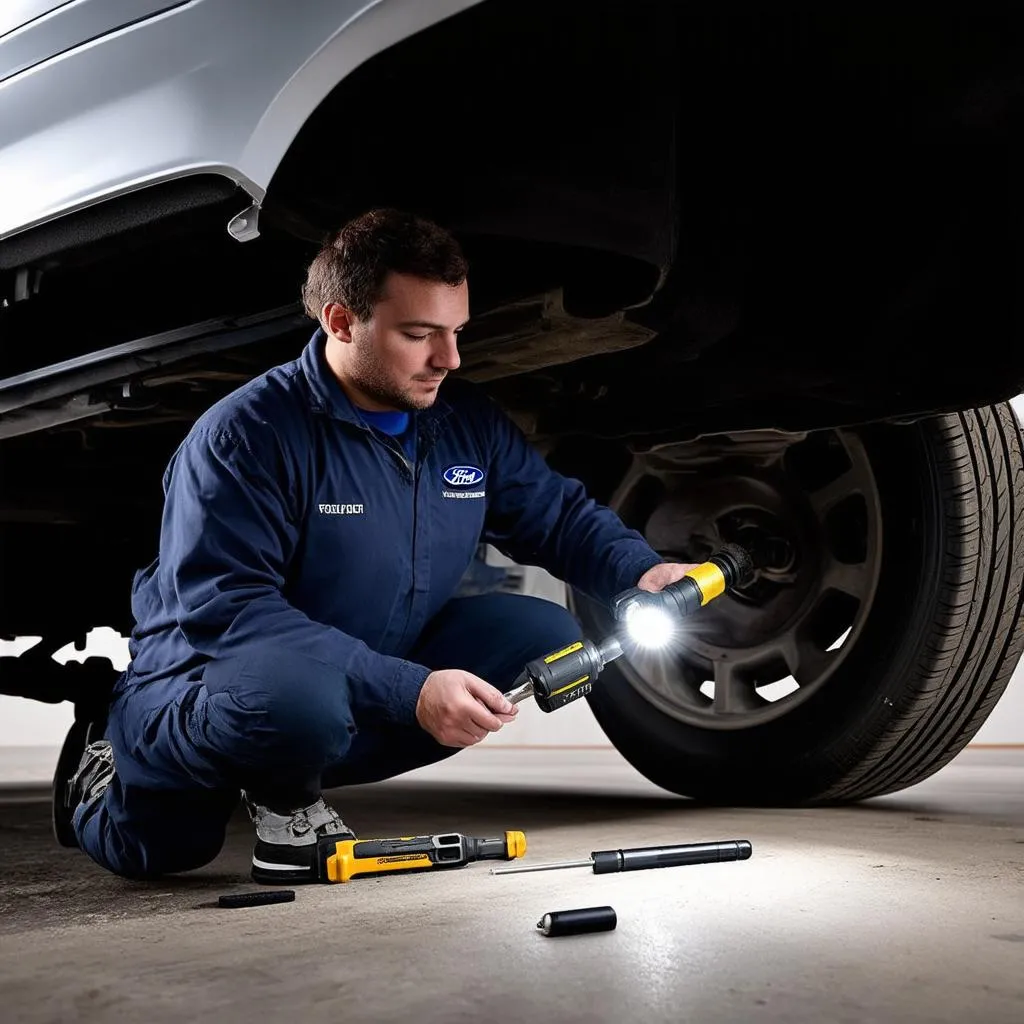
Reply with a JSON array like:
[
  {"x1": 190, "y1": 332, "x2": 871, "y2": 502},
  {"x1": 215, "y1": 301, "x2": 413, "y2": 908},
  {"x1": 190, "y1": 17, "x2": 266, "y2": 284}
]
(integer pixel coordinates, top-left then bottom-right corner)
[
  {"x1": 218, "y1": 890, "x2": 296, "y2": 908},
  {"x1": 712, "y1": 543, "x2": 755, "y2": 587}
]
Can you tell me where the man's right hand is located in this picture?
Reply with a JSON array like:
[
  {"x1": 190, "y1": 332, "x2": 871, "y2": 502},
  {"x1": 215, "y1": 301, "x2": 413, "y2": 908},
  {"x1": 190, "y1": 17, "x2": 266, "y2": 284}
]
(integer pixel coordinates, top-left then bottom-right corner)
[{"x1": 415, "y1": 669, "x2": 518, "y2": 747}]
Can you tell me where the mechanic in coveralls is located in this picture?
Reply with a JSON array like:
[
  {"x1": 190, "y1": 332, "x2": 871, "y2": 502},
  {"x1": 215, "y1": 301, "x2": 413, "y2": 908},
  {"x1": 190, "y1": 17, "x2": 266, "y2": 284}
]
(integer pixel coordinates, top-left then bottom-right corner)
[{"x1": 55, "y1": 209, "x2": 694, "y2": 883}]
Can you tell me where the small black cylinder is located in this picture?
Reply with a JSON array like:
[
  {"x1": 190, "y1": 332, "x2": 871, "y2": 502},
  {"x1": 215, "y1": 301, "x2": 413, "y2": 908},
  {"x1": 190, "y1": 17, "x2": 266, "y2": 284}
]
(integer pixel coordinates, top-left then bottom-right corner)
[
  {"x1": 591, "y1": 850, "x2": 623, "y2": 874},
  {"x1": 536, "y1": 906, "x2": 617, "y2": 937}
]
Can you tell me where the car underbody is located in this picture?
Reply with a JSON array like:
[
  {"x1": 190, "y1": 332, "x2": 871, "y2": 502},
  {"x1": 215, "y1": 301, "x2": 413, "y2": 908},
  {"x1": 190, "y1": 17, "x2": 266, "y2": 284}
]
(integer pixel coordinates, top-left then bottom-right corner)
[{"x1": 1, "y1": 1, "x2": 1022, "y2": 804}]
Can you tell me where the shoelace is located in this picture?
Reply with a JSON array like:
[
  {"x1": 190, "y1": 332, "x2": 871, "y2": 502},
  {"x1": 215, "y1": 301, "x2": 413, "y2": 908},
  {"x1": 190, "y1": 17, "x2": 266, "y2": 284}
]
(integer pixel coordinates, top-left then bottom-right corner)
[
  {"x1": 287, "y1": 800, "x2": 346, "y2": 839},
  {"x1": 68, "y1": 743, "x2": 114, "y2": 805}
]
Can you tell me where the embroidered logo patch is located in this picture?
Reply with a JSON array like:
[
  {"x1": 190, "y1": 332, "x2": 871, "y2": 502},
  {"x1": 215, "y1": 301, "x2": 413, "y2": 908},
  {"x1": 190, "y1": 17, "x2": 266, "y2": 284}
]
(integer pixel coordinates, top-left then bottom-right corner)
[
  {"x1": 442, "y1": 464, "x2": 485, "y2": 500},
  {"x1": 443, "y1": 465, "x2": 485, "y2": 487}
]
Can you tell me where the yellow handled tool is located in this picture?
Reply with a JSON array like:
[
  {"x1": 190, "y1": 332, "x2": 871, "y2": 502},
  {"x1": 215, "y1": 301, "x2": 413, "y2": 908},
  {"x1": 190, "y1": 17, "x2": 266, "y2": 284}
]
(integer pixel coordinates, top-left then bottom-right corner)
[{"x1": 321, "y1": 830, "x2": 526, "y2": 883}]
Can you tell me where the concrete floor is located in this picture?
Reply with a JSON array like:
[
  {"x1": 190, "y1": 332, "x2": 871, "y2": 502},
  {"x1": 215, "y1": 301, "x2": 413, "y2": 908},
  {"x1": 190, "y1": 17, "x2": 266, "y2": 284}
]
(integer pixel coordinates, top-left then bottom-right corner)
[{"x1": 0, "y1": 747, "x2": 1022, "y2": 1024}]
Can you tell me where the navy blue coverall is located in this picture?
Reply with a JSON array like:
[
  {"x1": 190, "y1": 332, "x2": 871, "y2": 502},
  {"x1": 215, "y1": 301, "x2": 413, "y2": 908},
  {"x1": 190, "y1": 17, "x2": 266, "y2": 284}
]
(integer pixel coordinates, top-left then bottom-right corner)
[{"x1": 74, "y1": 331, "x2": 662, "y2": 878}]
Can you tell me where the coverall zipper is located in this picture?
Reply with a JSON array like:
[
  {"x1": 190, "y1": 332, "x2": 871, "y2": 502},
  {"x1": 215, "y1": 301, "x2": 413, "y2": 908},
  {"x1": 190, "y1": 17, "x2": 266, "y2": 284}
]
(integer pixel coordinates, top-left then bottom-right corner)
[
  {"x1": 350, "y1": 415, "x2": 445, "y2": 651},
  {"x1": 362, "y1": 425, "x2": 424, "y2": 651}
]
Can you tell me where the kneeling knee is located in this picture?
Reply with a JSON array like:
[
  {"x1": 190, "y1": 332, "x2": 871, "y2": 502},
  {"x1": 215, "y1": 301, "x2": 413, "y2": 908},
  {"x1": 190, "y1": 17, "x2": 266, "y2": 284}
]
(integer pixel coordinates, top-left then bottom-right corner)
[{"x1": 204, "y1": 650, "x2": 355, "y2": 766}]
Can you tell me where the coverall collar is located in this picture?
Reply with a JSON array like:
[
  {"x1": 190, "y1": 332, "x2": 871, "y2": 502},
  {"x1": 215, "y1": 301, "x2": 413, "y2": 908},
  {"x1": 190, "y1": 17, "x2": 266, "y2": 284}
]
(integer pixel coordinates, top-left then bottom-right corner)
[{"x1": 299, "y1": 328, "x2": 452, "y2": 430}]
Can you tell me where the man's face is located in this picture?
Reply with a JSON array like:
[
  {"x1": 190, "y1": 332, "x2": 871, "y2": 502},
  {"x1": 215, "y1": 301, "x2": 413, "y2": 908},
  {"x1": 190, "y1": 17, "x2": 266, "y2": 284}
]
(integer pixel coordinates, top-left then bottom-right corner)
[{"x1": 326, "y1": 272, "x2": 469, "y2": 412}]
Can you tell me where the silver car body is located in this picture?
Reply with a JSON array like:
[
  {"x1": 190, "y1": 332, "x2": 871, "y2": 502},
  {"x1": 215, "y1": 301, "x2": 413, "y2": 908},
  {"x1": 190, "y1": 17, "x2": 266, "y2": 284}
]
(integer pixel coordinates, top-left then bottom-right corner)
[{"x1": 0, "y1": 0, "x2": 481, "y2": 241}]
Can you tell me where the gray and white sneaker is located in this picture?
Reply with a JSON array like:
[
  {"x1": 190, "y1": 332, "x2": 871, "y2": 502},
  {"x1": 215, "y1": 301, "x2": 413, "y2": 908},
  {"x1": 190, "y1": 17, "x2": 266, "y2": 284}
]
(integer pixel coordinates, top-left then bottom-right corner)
[
  {"x1": 53, "y1": 738, "x2": 115, "y2": 848},
  {"x1": 244, "y1": 794, "x2": 355, "y2": 885}
]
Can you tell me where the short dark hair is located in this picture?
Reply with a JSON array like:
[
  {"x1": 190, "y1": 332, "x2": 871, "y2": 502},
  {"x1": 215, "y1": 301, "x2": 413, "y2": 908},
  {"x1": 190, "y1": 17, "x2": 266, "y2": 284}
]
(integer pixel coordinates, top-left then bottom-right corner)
[{"x1": 301, "y1": 208, "x2": 468, "y2": 322}]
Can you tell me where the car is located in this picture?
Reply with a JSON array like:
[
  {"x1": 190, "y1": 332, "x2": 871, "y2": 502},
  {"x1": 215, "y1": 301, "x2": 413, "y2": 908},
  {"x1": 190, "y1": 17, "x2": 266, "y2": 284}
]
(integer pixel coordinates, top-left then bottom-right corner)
[{"x1": 2, "y1": 0, "x2": 1022, "y2": 805}]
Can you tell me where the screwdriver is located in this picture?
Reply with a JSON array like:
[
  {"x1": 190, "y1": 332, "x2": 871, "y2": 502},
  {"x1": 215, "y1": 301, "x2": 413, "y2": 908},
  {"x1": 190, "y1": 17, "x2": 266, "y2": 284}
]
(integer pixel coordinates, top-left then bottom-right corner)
[
  {"x1": 490, "y1": 839, "x2": 752, "y2": 875},
  {"x1": 321, "y1": 830, "x2": 526, "y2": 883}
]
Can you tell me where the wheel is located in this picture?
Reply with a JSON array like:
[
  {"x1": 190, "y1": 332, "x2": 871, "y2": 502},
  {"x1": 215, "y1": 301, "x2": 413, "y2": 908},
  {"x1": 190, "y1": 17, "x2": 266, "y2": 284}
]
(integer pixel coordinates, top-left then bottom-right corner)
[
  {"x1": 51, "y1": 719, "x2": 90, "y2": 847},
  {"x1": 571, "y1": 404, "x2": 1024, "y2": 804}
]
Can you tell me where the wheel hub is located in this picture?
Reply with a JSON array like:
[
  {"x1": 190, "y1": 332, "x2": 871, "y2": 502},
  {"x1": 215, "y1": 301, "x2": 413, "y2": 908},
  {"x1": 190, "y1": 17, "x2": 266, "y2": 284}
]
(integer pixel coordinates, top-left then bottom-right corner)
[{"x1": 603, "y1": 430, "x2": 883, "y2": 729}]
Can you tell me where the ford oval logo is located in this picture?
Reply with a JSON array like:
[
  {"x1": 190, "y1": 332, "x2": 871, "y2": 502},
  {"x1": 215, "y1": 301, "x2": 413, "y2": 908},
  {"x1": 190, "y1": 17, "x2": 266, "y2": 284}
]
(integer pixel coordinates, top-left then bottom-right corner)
[{"x1": 443, "y1": 465, "x2": 485, "y2": 487}]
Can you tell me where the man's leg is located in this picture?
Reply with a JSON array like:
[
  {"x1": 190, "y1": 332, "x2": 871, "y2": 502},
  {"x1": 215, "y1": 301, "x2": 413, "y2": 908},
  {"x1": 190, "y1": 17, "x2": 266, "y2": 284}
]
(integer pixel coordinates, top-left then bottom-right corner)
[
  {"x1": 73, "y1": 647, "x2": 357, "y2": 879},
  {"x1": 323, "y1": 593, "x2": 582, "y2": 788}
]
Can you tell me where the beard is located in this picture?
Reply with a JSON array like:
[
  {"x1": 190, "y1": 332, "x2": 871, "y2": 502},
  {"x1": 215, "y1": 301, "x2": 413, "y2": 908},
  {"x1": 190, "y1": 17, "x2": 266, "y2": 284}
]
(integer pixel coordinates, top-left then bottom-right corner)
[{"x1": 350, "y1": 341, "x2": 443, "y2": 411}]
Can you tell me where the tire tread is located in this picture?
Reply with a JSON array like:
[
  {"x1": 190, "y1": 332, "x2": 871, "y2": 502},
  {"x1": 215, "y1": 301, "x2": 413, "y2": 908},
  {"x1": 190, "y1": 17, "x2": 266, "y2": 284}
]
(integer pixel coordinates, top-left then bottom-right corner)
[{"x1": 826, "y1": 404, "x2": 1024, "y2": 800}]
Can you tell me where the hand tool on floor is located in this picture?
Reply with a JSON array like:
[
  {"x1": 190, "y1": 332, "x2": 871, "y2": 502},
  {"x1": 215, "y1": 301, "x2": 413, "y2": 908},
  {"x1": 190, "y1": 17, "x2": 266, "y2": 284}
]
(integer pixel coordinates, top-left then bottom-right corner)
[
  {"x1": 504, "y1": 544, "x2": 754, "y2": 712},
  {"x1": 490, "y1": 839, "x2": 752, "y2": 875},
  {"x1": 320, "y1": 830, "x2": 526, "y2": 883}
]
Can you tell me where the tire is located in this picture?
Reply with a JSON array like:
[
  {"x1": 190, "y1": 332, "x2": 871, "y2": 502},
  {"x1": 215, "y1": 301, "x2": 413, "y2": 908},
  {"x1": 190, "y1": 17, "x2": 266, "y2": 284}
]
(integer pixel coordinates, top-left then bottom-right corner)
[{"x1": 572, "y1": 403, "x2": 1024, "y2": 804}]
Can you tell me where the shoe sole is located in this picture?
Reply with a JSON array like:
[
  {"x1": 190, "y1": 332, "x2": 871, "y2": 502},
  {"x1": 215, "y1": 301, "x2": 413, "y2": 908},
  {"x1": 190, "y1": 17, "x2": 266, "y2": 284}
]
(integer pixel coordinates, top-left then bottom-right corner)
[
  {"x1": 251, "y1": 857, "x2": 318, "y2": 885},
  {"x1": 251, "y1": 832, "x2": 355, "y2": 885}
]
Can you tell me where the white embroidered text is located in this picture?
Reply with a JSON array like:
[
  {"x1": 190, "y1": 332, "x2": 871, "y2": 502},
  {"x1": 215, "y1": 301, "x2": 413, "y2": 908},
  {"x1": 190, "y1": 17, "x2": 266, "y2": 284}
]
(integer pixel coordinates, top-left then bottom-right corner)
[{"x1": 318, "y1": 503, "x2": 365, "y2": 515}]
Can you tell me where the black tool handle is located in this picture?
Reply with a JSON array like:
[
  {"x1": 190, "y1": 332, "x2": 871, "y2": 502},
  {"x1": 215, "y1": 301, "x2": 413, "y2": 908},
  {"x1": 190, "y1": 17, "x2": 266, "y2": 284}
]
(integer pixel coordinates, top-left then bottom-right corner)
[
  {"x1": 523, "y1": 639, "x2": 606, "y2": 712},
  {"x1": 526, "y1": 641, "x2": 598, "y2": 696},
  {"x1": 590, "y1": 840, "x2": 752, "y2": 874}
]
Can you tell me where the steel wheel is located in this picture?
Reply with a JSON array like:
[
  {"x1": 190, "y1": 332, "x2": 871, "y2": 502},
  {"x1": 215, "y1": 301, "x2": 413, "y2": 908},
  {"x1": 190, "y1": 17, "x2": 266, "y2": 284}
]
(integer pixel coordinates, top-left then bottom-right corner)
[
  {"x1": 571, "y1": 406, "x2": 1024, "y2": 804},
  {"x1": 605, "y1": 430, "x2": 882, "y2": 729}
]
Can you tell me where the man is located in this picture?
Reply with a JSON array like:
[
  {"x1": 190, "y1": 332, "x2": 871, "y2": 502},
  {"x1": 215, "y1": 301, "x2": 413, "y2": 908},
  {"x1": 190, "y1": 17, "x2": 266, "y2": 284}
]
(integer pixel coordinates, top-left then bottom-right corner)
[{"x1": 54, "y1": 208, "x2": 694, "y2": 884}]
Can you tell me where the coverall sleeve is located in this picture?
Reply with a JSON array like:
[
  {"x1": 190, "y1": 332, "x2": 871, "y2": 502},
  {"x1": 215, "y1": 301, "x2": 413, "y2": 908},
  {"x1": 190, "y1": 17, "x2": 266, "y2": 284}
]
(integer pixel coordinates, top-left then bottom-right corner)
[
  {"x1": 481, "y1": 402, "x2": 663, "y2": 604},
  {"x1": 158, "y1": 428, "x2": 430, "y2": 724}
]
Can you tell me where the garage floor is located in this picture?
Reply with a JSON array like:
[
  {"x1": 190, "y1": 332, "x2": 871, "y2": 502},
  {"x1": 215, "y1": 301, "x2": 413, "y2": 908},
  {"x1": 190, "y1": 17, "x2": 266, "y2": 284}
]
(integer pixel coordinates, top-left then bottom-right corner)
[{"x1": 1, "y1": 746, "x2": 1022, "y2": 1023}]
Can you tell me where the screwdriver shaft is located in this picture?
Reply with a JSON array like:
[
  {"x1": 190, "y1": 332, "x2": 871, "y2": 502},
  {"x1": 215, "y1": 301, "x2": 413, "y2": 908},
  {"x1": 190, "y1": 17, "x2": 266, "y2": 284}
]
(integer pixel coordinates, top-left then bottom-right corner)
[
  {"x1": 491, "y1": 857, "x2": 593, "y2": 875},
  {"x1": 504, "y1": 679, "x2": 535, "y2": 705}
]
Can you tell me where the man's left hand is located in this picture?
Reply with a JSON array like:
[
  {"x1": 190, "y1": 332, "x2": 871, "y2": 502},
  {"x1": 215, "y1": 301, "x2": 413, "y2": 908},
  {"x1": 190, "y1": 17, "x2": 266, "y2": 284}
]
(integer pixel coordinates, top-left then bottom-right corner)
[{"x1": 635, "y1": 561, "x2": 701, "y2": 593}]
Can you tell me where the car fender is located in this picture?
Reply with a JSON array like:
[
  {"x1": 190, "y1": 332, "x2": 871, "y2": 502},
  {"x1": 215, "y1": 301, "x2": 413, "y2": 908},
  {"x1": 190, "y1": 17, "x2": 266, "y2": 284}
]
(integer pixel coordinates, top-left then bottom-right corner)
[{"x1": 0, "y1": 0, "x2": 482, "y2": 241}]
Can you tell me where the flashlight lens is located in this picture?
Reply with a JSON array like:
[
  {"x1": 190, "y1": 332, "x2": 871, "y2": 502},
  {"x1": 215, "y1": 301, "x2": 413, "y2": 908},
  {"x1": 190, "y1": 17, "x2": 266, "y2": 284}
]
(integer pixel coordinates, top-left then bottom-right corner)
[{"x1": 624, "y1": 604, "x2": 676, "y2": 649}]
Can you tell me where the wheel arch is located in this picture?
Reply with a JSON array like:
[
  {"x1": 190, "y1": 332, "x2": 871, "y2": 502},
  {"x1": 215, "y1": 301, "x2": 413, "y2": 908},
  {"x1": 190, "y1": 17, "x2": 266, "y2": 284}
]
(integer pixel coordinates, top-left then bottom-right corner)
[{"x1": 240, "y1": 0, "x2": 485, "y2": 198}]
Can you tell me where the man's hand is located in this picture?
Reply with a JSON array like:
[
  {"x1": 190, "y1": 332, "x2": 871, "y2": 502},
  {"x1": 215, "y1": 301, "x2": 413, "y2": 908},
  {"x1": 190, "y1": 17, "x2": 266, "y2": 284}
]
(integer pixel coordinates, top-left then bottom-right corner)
[
  {"x1": 636, "y1": 562, "x2": 701, "y2": 593},
  {"x1": 415, "y1": 669, "x2": 519, "y2": 747}
]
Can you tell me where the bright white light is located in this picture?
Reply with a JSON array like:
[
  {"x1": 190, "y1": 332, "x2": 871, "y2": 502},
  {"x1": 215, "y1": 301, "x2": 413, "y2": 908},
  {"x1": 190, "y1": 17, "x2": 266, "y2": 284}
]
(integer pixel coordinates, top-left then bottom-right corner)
[{"x1": 624, "y1": 604, "x2": 676, "y2": 649}]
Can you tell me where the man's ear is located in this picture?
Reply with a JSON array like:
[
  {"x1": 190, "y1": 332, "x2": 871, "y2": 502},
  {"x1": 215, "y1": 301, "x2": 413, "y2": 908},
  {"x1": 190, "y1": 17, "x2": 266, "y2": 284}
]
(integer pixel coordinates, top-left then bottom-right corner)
[{"x1": 322, "y1": 302, "x2": 357, "y2": 343}]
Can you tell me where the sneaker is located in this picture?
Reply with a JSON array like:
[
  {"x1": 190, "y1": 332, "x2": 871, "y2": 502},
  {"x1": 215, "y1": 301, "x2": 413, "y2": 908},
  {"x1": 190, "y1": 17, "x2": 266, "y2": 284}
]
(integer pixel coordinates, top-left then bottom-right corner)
[
  {"x1": 52, "y1": 737, "x2": 115, "y2": 848},
  {"x1": 243, "y1": 794, "x2": 355, "y2": 885}
]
